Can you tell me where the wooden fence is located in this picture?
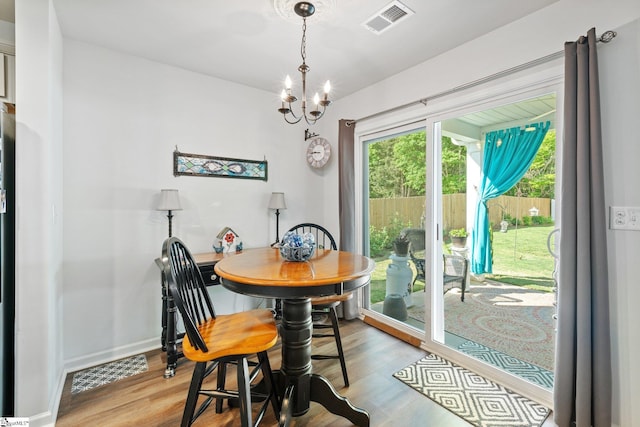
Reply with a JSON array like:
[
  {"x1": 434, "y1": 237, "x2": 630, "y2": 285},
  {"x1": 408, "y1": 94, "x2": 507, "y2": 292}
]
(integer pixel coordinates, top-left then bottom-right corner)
[{"x1": 369, "y1": 194, "x2": 552, "y2": 232}]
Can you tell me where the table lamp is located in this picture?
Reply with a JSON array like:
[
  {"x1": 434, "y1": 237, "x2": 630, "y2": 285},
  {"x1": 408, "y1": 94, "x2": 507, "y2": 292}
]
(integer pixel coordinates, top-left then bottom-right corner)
[
  {"x1": 268, "y1": 192, "x2": 287, "y2": 246},
  {"x1": 157, "y1": 189, "x2": 182, "y2": 237}
]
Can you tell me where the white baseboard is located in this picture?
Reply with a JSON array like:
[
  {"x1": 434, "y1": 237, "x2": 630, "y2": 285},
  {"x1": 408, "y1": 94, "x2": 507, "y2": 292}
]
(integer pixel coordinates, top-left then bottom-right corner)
[{"x1": 63, "y1": 337, "x2": 160, "y2": 374}]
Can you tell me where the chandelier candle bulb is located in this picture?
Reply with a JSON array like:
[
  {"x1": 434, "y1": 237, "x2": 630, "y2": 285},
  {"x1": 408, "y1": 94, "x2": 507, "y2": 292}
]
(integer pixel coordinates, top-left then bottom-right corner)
[{"x1": 322, "y1": 80, "x2": 331, "y2": 103}]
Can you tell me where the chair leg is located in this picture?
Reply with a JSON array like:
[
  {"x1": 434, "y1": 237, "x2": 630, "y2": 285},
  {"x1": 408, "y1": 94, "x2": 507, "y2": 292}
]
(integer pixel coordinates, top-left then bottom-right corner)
[
  {"x1": 182, "y1": 362, "x2": 207, "y2": 427},
  {"x1": 328, "y1": 306, "x2": 349, "y2": 387},
  {"x1": 237, "y1": 357, "x2": 252, "y2": 427},
  {"x1": 215, "y1": 361, "x2": 228, "y2": 413},
  {"x1": 274, "y1": 298, "x2": 282, "y2": 320},
  {"x1": 258, "y1": 351, "x2": 281, "y2": 420}
]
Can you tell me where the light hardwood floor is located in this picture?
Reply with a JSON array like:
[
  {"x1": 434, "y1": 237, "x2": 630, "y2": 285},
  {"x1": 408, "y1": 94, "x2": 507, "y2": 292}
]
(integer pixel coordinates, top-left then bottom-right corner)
[{"x1": 56, "y1": 319, "x2": 553, "y2": 426}]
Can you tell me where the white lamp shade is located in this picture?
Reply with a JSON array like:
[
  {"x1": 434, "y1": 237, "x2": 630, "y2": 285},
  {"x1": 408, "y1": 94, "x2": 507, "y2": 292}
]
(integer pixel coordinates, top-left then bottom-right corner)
[
  {"x1": 268, "y1": 192, "x2": 287, "y2": 210},
  {"x1": 157, "y1": 189, "x2": 182, "y2": 211}
]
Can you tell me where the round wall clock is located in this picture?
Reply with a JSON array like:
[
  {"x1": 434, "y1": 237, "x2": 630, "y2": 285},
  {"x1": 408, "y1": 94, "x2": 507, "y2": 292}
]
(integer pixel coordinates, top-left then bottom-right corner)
[{"x1": 306, "y1": 137, "x2": 331, "y2": 168}]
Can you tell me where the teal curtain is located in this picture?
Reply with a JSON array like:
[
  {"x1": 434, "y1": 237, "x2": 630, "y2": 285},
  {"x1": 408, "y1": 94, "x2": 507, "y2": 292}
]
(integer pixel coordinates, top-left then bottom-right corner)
[{"x1": 470, "y1": 121, "x2": 550, "y2": 274}]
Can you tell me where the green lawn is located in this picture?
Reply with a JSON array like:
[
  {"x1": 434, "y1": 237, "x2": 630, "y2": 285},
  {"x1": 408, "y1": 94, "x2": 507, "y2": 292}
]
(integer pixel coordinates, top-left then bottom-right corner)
[
  {"x1": 488, "y1": 224, "x2": 556, "y2": 291},
  {"x1": 368, "y1": 225, "x2": 556, "y2": 303}
]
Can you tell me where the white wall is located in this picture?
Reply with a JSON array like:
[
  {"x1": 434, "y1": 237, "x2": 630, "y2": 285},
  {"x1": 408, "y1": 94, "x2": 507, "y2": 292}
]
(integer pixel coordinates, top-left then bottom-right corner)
[
  {"x1": 60, "y1": 39, "x2": 330, "y2": 365},
  {"x1": 327, "y1": 1, "x2": 640, "y2": 426},
  {"x1": 600, "y1": 18, "x2": 640, "y2": 426},
  {"x1": 15, "y1": 0, "x2": 63, "y2": 423}
]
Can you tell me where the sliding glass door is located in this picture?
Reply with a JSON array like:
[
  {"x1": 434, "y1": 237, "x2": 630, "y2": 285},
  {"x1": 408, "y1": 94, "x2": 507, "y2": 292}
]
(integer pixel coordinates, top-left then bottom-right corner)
[
  {"x1": 358, "y1": 78, "x2": 562, "y2": 408},
  {"x1": 426, "y1": 85, "x2": 561, "y2": 409},
  {"x1": 359, "y1": 123, "x2": 428, "y2": 332}
]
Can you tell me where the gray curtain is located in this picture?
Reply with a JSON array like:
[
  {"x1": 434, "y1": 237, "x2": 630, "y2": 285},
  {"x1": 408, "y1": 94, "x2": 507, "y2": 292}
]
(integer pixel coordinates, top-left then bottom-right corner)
[
  {"x1": 338, "y1": 119, "x2": 359, "y2": 319},
  {"x1": 554, "y1": 28, "x2": 611, "y2": 427}
]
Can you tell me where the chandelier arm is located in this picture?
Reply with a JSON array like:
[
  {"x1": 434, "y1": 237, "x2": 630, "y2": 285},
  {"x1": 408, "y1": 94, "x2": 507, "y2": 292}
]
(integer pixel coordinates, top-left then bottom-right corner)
[
  {"x1": 284, "y1": 104, "x2": 303, "y2": 124},
  {"x1": 284, "y1": 114, "x2": 303, "y2": 124},
  {"x1": 287, "y1": 104, "x2": 299, "y2": 120},
  {"x1": 303, "y1": 115, "x2": 318, "y2": 126}
]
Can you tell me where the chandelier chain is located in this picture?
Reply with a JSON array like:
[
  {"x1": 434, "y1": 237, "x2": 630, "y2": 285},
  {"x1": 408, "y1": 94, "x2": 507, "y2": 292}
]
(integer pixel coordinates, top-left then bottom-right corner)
[{"x1": 301, "y1": 17, "x2": 307, "y2": 65}]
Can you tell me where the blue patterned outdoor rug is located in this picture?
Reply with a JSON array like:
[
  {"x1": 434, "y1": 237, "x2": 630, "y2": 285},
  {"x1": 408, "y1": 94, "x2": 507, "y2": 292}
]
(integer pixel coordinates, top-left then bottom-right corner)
[
  {"x1": 71, "y1": 354, "x2": 148, "y2": 394},
  {"x1": 393, "y1": 353, "x2": 550, "y2": 427},
  {"x1": 457, "y1": 340, "x2": 554, "y2": 390}
]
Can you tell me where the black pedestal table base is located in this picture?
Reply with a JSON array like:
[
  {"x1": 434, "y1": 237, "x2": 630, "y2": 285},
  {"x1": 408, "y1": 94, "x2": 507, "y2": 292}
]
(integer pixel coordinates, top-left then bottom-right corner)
[{"x1": 277, "y1": 298, "x2": 369, "y2": 427}]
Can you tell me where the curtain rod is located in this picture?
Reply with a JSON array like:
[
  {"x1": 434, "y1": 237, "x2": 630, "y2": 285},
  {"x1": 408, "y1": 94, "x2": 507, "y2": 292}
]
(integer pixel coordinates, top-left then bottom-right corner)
[{"x1": 346, "y1": 30, "x2": 617, "y2": 127}]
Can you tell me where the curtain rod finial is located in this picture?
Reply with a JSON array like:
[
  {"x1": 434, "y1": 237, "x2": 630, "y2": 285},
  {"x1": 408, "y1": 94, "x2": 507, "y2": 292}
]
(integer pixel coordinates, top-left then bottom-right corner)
[{"x1": 599, "y1": 30, "x2": 616, "y2": 43}]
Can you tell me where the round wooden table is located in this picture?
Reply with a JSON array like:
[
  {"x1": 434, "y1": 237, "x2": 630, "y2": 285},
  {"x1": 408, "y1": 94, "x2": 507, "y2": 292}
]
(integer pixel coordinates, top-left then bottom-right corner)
[{"x1": 215, "y1": 247, "x2": 375, "y2": 427}]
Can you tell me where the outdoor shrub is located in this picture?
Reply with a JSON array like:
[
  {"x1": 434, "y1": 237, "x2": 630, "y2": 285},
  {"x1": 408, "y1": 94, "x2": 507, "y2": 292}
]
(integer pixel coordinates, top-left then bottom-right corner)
[
  {"x1": 520, "y1": 216, "x2": 532, "y2": 226},
  {"x1": 368, "y1": 213, "x2": 413, "y2": 258},
  {"x1": 369, "y1": 225, "x2": 389, "y2": 258},
  {"x1": 532, "y1": 215, "x2": 554, "y2": 225},
  {"x1": 387, "y1": 213, "x2": 412, "y2": 243}
]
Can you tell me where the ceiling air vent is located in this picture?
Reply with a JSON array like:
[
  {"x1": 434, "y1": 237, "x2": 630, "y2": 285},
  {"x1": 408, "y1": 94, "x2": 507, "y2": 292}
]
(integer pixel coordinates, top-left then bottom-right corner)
[{"x1": 362, "y1": 1, "x2": 415, "y2": 35}]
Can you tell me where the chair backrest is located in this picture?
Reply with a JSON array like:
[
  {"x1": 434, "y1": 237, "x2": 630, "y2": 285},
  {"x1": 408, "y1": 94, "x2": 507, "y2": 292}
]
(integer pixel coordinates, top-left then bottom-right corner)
[
  {"x1": 161, "y1": 237, "x2": 215, "y2": 352},
  {"x1": 288, "y1": 223, "x2": 337, "y2": 250},
  {"x1": 443, "y1": 254, "x2": 468, "y2": 281},
  {"x1": 402, "y1": 228, "x2": 425, "y2": 254}
]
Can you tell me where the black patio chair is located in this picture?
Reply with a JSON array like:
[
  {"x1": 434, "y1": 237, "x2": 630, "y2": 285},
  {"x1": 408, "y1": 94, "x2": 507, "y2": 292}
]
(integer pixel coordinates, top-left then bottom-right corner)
[{"x1": 402, "y1": 228, "x2": 468, "y2": 302}]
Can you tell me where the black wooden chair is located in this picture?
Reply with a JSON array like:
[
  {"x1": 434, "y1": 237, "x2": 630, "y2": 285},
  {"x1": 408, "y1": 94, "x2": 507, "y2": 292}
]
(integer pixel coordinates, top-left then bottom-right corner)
[
  {"x1": 284, "y1": 223, "x2": 350, "y2": 387},
  {"x1": 162, "y1": 237, "x2": 280, "y2": 427}
]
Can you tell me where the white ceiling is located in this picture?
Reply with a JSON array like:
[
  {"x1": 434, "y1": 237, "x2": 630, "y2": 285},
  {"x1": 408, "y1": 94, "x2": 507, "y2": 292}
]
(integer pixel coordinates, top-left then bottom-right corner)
[
  {"x1": 443, "y1": 93, "x2": 557, "y2": 143},
  {"x1": 51, "y1": 0, "x2": 558, "y2": 100}
]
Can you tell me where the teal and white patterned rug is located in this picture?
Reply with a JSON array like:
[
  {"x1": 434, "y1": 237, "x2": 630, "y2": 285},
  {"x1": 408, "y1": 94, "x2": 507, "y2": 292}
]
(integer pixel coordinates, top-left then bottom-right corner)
[
  {"x1": 457, "y1": 340, "x2": 554, "y2": 389},
  {"x1": 394, "y1": 353, "x2": 550, "y2": 427},
  {"x1": 71, "y1": 354, "x2": 148, "y2": 394}
]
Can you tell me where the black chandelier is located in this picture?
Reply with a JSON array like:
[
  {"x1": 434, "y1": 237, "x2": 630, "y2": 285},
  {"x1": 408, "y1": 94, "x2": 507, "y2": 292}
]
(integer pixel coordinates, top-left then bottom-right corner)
[{"x1": 277, "y1": 2, "x2": 331, "y2": 125}]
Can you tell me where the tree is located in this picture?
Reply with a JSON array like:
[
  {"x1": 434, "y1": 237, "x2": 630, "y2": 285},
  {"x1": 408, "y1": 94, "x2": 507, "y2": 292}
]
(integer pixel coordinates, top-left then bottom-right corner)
[
  {"x1": 393, "y1": 131, "x2": 426, "y2": 196},
  {"x1": 368, "y1": 131, "x2": 467, "y2": 198},
  {"x1": 441, "y1": 136, "x2": 466, "y2": 194},
  {"x1": 368, "y1": 131, "x2": 426, "y2": 198},
  {"x1": 368, "y1": 139, "x2": 403, "y2": 198}
]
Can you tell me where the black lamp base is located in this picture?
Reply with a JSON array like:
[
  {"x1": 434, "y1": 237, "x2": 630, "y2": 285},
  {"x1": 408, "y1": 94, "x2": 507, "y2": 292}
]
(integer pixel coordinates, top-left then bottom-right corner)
[{"x1": 271, "y1": 209, "x2": 281, "y2": 247}]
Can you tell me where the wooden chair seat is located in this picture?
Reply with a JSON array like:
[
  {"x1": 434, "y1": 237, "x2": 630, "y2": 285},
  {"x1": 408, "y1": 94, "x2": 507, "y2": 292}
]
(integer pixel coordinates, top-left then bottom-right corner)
[
  {"x1": 183, "y1": 309, "x2": 278, "y2": 363},
  {"x1": 310, "y1": 293, "x2": 352, "y2": 307}
]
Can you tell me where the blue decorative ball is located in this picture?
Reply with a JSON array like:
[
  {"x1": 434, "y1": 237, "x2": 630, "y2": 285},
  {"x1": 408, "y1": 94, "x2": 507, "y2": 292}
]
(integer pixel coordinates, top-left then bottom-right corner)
[{"x1": 280, "y1": 231, "x2": 316, "y2": 261}]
